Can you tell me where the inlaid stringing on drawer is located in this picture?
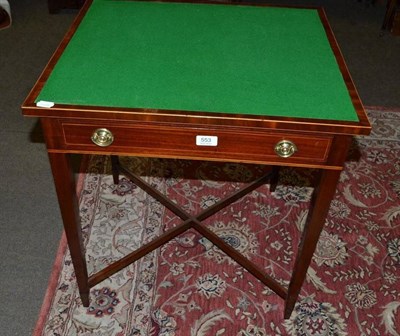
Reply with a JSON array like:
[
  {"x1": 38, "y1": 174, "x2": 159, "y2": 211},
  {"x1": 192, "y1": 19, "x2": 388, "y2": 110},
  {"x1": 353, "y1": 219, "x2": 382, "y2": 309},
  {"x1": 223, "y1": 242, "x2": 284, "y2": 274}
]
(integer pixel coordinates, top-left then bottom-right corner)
[{"x1": 61, "y1": 121, "x2": 333, "y2": 163}]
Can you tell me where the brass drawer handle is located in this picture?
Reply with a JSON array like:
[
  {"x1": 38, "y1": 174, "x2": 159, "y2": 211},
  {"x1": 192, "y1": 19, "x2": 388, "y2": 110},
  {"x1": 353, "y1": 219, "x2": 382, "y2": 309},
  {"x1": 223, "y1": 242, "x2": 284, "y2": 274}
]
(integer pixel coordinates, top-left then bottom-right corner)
[
  {"x1": 274, "y1": 140, "x2": 297, "y2": 158},
  {"x1": 91, "y1": 128, "x2": 114, "y2": 147}
]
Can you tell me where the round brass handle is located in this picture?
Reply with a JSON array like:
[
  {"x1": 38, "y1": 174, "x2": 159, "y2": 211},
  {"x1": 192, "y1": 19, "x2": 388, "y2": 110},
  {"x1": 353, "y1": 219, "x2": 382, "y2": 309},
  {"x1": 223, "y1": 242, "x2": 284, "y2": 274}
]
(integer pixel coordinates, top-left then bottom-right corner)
[
  {"x1": 274, "y1": 140, "x2": 297, "y2": 158},
  {"x1": 91, "y1": 128, "x2": 114, "y2": 147}
]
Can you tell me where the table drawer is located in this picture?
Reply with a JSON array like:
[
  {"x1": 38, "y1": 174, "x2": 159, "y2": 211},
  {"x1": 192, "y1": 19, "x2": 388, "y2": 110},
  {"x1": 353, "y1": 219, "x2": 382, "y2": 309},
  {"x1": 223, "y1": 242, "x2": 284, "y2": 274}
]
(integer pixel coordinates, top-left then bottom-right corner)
[{"x1": 60, "y1": 121, "x2": 332, "y2": 164}]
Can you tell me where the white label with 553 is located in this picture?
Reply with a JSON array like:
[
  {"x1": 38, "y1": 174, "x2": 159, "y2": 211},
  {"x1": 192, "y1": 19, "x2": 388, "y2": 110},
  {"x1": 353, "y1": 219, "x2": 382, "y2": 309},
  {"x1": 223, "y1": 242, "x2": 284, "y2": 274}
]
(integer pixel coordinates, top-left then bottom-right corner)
[{"x1": 196, "y1": 135, "x2": 218, "y2": 147}]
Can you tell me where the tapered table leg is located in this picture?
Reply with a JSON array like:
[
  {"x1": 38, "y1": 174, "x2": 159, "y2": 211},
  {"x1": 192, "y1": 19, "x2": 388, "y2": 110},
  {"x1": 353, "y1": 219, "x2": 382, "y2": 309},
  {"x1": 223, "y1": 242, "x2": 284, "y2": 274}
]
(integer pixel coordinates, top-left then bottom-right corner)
[
  {"x1": 269, "y1": 166, "x2": 280, "y2": 192},
  {"x1": 47, "y1": 152, "x2": 90, "y2": 306},
  {"x1": 110, "y1": 155, "x2": 120, "y2": 185},
  {"x1": 284, "y1": 169, "x2": 342, "y2": 318}
]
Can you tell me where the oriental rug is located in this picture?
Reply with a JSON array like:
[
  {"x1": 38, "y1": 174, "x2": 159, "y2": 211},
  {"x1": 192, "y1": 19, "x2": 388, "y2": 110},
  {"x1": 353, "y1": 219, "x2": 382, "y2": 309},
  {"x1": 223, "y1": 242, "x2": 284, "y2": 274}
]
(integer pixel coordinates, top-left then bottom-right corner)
[{"x1": 34, "y1": 108, "x2": 400, "y2": 336}]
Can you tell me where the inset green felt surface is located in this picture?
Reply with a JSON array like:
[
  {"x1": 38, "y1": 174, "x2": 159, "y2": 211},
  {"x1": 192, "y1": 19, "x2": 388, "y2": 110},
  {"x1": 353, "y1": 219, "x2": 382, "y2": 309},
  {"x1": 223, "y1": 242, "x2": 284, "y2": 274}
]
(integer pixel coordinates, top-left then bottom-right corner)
[{"x1": 36, "y1": 0, "x2": 359, "y2": 121}]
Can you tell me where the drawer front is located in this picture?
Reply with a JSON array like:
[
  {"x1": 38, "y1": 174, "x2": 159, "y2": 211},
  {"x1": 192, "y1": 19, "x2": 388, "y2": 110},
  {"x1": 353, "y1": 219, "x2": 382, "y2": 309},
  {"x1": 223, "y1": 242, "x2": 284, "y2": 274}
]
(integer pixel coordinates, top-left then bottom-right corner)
[{"x1": 61, "y1": 121, "x2": 332, "y2": 164}]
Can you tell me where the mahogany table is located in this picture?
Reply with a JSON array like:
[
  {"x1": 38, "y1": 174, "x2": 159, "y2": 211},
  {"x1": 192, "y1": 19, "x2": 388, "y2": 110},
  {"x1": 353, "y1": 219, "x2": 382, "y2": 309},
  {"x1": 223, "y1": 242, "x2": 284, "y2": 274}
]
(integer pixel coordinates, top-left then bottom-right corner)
[{"x1": 22, "y1": 0, "x2": 371, "y2": 319}]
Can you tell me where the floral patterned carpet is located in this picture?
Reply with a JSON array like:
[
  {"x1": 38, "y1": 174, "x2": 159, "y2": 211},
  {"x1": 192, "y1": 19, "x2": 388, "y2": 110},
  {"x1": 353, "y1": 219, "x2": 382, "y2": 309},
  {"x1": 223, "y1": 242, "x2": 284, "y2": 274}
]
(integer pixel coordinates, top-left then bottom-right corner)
[{"x1": 34, "y1": 109, "x2": 400, "y2": 336}]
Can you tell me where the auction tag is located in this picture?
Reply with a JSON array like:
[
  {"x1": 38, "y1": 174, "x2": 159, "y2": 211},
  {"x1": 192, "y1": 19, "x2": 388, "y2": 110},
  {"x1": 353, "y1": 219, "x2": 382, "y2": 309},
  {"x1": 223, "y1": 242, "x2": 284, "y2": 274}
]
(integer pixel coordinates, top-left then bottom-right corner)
[
  {"x1": 36, "y1": 100, "x2": 55, "y2": 108},
  {"x1": 196, "y1": 135, "x2": 218, "y2": 147}
]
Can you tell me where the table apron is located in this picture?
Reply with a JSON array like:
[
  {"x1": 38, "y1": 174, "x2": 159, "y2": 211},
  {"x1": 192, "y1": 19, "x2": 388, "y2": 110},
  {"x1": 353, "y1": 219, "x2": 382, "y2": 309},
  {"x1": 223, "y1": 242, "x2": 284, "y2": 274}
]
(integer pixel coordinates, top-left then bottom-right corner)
[{"x1": 41, "y1": 118, "x2": 352, "y2": 170}]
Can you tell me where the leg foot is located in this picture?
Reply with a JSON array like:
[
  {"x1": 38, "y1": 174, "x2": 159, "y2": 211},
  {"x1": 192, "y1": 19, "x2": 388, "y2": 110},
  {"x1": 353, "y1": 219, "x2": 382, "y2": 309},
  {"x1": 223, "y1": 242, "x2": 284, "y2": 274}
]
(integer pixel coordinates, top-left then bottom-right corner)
[{"x1": 80, "y1": 291, "x2": 90, "y2": 307}]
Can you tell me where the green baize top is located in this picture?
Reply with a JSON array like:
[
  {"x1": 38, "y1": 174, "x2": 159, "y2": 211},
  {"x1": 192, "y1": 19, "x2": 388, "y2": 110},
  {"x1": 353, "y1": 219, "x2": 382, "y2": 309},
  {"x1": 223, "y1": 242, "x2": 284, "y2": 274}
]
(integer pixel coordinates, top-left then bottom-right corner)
[{"x1": 36, "y1": 0, "x2": 359, "y2": 121}]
